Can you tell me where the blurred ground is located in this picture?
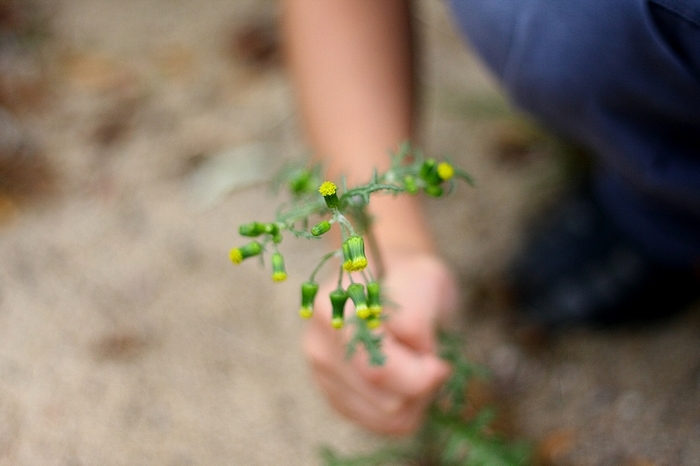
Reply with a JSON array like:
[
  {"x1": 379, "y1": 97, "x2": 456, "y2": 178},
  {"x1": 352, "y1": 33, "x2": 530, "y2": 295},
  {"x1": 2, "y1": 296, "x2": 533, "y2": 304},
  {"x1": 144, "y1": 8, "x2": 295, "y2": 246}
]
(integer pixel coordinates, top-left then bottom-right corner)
[{"x1": 0, "y1": 1, "x2": 698, "y2": 465}]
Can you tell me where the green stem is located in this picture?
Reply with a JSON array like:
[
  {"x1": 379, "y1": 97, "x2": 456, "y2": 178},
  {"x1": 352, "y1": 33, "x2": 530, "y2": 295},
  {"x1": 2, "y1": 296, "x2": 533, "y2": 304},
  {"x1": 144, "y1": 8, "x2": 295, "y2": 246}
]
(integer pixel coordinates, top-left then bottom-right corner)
[
  {"x1": 336, "y1": 265, "x2": 345, "y2": 290},
  {"x1": 334, "y1": 212, "x2": 356, "y2": 239},
  {"x1": 309, "y1": 250, "x2": 341, "y2": 282},
  {"x1": 362, "y1": 221, "x2": 384, "y2": 280},
  {"x1": 276, "y1": 199, "x2": 326, "y2": 225}
]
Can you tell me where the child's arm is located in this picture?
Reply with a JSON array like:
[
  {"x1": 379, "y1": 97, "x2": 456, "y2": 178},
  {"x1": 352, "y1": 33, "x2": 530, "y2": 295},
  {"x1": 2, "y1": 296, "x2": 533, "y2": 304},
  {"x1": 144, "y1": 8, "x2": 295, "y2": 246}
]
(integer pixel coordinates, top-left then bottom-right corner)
[
  {"x1": 282, "y1": 0, "x2": 459, "y2": 435},
  {"x1": 282, "y1": 0, "x2": 431, "y2": 254}
]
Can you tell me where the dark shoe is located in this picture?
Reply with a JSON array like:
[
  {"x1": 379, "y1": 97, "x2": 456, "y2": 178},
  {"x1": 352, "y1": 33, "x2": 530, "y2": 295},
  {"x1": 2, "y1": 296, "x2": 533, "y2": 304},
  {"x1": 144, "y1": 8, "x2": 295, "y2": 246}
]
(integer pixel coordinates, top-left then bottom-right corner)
[{"x1": 507, "y1": 189, "x2": 700, "y2": 329}]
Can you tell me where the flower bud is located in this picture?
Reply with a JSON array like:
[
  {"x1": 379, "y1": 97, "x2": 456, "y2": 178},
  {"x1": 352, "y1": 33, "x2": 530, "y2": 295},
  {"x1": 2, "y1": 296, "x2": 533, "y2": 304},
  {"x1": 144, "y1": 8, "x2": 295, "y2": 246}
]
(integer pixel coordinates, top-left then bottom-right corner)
[
  {"x1": 257, "y1": 223, "x2": 282, "y2": 243},
  {"x1": 239, "y1": 222, "x2": 266, "y2": 237},
  {"x1": 311, "y1": 220, "x2": 332, "y2": 236},
  {"x1": 347, "y1": 283, "x2": 370, "y2": 319},
  {"x1": 229, "y1": 241, "x2": 263, "y2": 264},
  {"x1": 419, "y1": 158, "x2": 442, "y2": 186},
  {"x1": 366, "y1": 316, "x2": 382, "y2": 329},
  {"x1": 271, "y1": 252, "x2": 287, "y2": 282},
  {"x1": 342, "y1": 235, "x2": 368, "y2": 272},
  {"x1": 264, "y1": 223, "x2": 279, "y2": 235},
  {"x1": 319, "y1": 181, "x2": 340, "y2": 209},
  {"x1": 424, "y1": 185, "x2": 444, "y2": 198},
  {"x1": 288, "y1": 168, "x2": 314, "y2": 196},
  {"x1": 366, "y1": 281, "x2": 382, "y2": 317},
  {"x1": 299, "y1": 281, "x2": 319, "y2": 319},
  {"x1": 403, "y1": 175, "x2": 418, "y2": 195},
  {"x1": 329, "y1": 289, "x2": 349, "y2": 329}
]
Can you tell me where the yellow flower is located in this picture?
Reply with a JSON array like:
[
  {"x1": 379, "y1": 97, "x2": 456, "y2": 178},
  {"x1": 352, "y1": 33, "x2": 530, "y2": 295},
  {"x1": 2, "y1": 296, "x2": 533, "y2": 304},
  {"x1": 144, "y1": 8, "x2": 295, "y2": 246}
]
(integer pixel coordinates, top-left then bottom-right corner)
[
  {"x1": 367, "y1": 281, "x2": 382, "y2": 317},
  {"x1": 299, "y1": 281, "x2": 319, "y2": 319},
  {"x1": 329, "y1": 289, "x2": 348, "y2": 329},
  {"x1": 437, "y1": 162, "x2": 454, "y2": 181},
  {"x1": 351, "y1": 257, "x2": 368, "y2": 272},
  {"x1": 229, "y1": 241, "x2": 263, "y2": 264},
  {"x1": 271, "y1": 252, "x2": 287, "y2": 282},
  {"x1": 318, "y1": 181, "x2": 337, "y2": 196},
  {"x1": 348, "y1": 283, "x2": 370, "y2": 319},
  {"x1": 331, "y1": 319, "x2": 344, "y2": 329},
  {"x1": 319, "y1": 181, "x2": 340, "y2": 209},
  {"x1": 342, "y1": 236, "x2": 368, "y2": 272},
  {"x1": 366, "y1": 317, "x2": 381, "y2": 329},
  {"x1": 229, "y1": 248, "x2": 243, "y2": 264}
]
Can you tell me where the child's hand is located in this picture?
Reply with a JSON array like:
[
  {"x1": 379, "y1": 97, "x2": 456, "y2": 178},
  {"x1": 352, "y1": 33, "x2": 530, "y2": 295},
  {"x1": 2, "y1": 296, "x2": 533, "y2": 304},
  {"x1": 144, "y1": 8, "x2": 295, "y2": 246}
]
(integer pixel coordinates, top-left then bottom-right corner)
[{"x1": 302, "y1": 251, "x2": 458, "y2": 435}]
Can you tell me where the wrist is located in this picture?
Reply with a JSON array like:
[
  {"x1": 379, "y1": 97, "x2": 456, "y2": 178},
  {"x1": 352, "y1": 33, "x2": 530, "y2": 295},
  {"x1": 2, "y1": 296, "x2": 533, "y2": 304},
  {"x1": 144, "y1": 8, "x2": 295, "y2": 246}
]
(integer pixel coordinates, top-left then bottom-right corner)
[{"x1": 369, "y1": 194, "x2": 436, "y2": 255}]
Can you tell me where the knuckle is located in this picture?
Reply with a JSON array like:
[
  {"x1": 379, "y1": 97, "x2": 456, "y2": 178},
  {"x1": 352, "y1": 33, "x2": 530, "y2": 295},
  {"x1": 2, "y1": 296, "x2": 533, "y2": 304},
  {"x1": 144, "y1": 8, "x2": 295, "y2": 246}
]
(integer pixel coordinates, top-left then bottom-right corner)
[
  {"x1": 362, "y1": 367, "x2": 387, "y2": 385},
  {"x1": 379, "y1": 397, "x2": 404, "y2": 418},
  {"x1": 385, "y1": 411, "x2": 422, "y2": 436}
]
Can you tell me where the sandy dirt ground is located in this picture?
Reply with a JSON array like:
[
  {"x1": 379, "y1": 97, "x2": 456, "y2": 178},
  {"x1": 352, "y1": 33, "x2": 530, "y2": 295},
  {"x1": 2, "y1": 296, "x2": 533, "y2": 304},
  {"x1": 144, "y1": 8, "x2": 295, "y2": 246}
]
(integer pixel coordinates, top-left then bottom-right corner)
[{"x1": 0, "y1": 1, "x2": 699, "y2": 465}]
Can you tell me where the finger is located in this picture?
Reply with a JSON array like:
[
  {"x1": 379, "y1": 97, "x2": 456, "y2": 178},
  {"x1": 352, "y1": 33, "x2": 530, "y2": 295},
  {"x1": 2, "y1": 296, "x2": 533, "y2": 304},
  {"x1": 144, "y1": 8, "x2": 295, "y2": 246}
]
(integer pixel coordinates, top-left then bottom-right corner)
[
  {"x1": 313, "y1": 371, "x2": 400, "y2": 424},
  {"x1": 305, "y1": 332, "x2": 402, "y2": 415},
  {"x1": 315, "y1": 371, "x2": 429, "y2": 436},
  {"x1": 353, "y1": 331, "x2": 451, "y2": 398},
  {"x1": 304, "y1": 306, "x2": 441, "y2": 418},
  {"x1": 306, "y1": 289, "x2": 450, "y2": 400},
  {"x1": 303, "y1": 311, "x2": 403, "y2": 410}
]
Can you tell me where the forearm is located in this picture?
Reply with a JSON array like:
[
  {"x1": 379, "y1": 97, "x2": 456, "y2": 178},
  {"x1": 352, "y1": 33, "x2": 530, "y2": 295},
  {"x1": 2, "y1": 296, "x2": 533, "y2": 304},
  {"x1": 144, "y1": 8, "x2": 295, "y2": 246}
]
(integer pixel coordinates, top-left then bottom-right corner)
[{"x1": 282, "y1": 0, "x2": 435, "y2": 254}]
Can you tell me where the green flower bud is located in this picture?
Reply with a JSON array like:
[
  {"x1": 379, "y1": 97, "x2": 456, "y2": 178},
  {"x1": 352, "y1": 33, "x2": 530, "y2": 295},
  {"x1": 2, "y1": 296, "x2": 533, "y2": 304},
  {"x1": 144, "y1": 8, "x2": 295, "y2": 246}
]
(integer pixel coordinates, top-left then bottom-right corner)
[
  {"x1": 424, "y1": 185, "x2": 444, "y2": 198},
  {"x1": 419, "y1": 158, "x2": 442, "y2": 186},
  {"x1": 229, "y1": 241, "x2": 263, "y2": 264},
  {"x1": 239, "y1": 222, "x2": 266, "y2": 237},
  {"x1": 271, "y1": 252, "x2": 287, "y2": 282},
  {"x1": 403, "y1": 175, "x2": 418, "y2": 195},
  {"x1": 319, "y1": 181, "x2": 340, "y2": 209},
  {"x1": 366, "y1": 281, "x2": 382, "y2": 317},
  {"x1": 342, "y1": 240, "x2": 351, "y2": 265},
  {"x1": 288, "y1": 168, "x2": 314, "y2": 196},
  {"x1": 299, "y1": 281, "x2": 319, "y2": 319},
  {"x1": 264, "y1": 223, "x2": 280, "y2": 235},
  {"x1": 342, "y1": 235, "x2": 368, "y2": 272},
  {"x1": 347, "y1": 283, "x2": 370, "y2": 319},
  {"x1": 366, "y1": 316, "x2": 382, "y2": 329},
  {"x1": 311, "y1": 220, "x2": 332, "y2": 236},
  {"x1": 329, "y1": 289, "x2": 349, "y2": 329}
]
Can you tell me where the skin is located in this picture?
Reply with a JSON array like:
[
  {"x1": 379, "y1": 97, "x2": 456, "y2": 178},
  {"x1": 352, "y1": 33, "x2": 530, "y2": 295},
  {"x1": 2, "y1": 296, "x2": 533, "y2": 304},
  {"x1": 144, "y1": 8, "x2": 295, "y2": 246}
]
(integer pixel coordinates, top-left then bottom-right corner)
[{"x1": 282, "y1": 0, "x2": 460, "y2": 435}]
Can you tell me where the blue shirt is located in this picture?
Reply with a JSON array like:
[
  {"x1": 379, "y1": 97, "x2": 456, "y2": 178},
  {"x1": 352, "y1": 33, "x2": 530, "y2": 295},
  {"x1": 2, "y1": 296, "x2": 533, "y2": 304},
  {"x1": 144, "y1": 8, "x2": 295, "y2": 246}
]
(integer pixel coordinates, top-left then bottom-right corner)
[{"x1": 449, "y1": 0, "x2": 700, "y2": 265}]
